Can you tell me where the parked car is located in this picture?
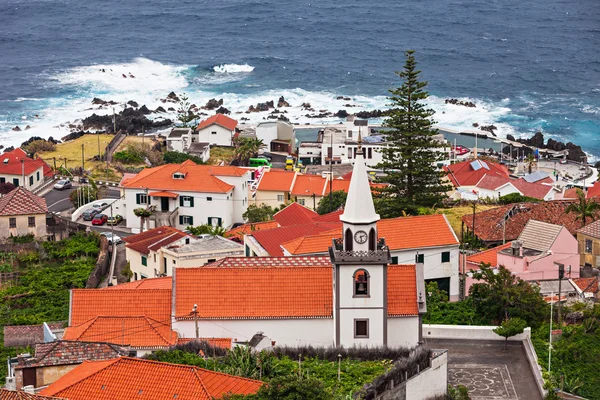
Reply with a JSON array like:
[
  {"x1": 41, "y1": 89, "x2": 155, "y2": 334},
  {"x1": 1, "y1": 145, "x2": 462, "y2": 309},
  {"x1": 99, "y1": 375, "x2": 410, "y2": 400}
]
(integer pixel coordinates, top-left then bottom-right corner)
[
  {"x1": 91, "y1": 213, "x2": 108, "y2": 225},
  {"x1": 53, "y1": 179, "x2": 72, "y2": 190},
  {"x1": 92, "y1": 202, "x2": 109, "y2": 210},
  {"x1": 100, "y1": 232, "x2": 122, "y2": 245},
  {"x1": 106, "y1": 214, "x2": 123, "y2": 226},
  {"x1": 82, "y1": 209, "x2": 99, "y2": 221}
]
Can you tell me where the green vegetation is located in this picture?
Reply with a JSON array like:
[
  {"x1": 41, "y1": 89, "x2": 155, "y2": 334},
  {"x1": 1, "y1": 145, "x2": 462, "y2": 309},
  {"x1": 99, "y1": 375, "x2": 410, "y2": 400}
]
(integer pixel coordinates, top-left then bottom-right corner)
[
  {"x1": 22, "y1": 139, "x2": 56, "y2": 154},
  {"x1": 133, "y1": 207, "x2": 154, "y2": 233},
  {"x1": 565, "y1": 188, "x2": 600, "y2": 227},
  {"x1": 186, "y1": 224, "x2": 227, "y2": 237},
  {"x1": 375, "y1": 50, "x2": 450, "y2": 216},
  {"x1": 0, "y1": 234, "x2": 100, "y2": 380},
  {"x1": 316, "y1": 191, "x2": 347, "y2": 215},
  {"x1": 163, "y1": 151, "x2": 205, "y2": 164},
  {"x1": 498, "y1": 193, "x2": 541, "y2": 204},
  {"x1": 423, "y1": 282, "x2": 487, "y2": 325},
  {"x1": 230, "y1": 376, "x2": 332, "y2": 400},
  {"x1": 243, "y1": 204, "x2": 280, "y2": 223},
  {"x1": 494, "y1": 318, "x2": 527, "y2": 351},
  {"x1": 447, "y1": 384, "x2": 471, "y2": 400},
  {"x1": 176, "y1": 94, "x2": 199, "y2": 128},
  {"x1": 233, "y1": 137, "x2": 265, "y2": 166}
]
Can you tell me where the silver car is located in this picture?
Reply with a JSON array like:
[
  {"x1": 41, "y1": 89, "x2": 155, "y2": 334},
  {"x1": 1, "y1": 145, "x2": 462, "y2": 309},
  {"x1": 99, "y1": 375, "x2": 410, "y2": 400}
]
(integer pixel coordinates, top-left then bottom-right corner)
[
  {"x1": 53, "y1": 179, "x2": 72, "y2": 190},
  {"x1": 100, "y1": 232, "x2": 122, "y2": 245}
]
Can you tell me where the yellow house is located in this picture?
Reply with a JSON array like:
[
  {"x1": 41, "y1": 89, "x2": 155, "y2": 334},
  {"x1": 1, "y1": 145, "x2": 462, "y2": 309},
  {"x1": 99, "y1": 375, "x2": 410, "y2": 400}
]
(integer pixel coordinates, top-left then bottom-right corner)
[
  {"x1": 577, "y1": 220, "x2": 600, "y2": 267},
  {"x1": 0, "y1": 187, "x2": 48, "y2": 242},
  {"x1": 253, "y1": 170, "x2": 296, "y2": 208}
]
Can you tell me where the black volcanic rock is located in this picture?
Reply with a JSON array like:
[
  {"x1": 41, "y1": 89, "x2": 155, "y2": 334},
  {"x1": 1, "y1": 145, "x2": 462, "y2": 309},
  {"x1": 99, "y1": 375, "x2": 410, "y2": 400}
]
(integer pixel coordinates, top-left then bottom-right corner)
[
  {"x1": 127, "y1": 100, "x2": 139, "y2": 108},
  {"x1": 81, "y1": 107, "x2": 172, "y2": 133},
  {"x1": 335, "y1": 110, "x2": 349, "y2": 118},
  {"x1": 216, "y1": 106, "x2": 231, "y2": 115},
  {"x1": 277, "y1": 96, "x2": 291, "y2": 107}
]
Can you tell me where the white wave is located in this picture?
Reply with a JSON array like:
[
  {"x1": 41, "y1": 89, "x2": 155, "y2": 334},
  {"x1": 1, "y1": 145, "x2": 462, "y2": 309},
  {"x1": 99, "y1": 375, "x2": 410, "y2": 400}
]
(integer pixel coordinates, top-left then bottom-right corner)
[
  {"x1": 51, "y1": 57, "x2": 189, "y2": 93},
  {"x1": 582, "y1": 105, "x2": 600, "y2": 115},
  {"x1": 212, "y1": 64, "x2": 255, "y2": 73}
]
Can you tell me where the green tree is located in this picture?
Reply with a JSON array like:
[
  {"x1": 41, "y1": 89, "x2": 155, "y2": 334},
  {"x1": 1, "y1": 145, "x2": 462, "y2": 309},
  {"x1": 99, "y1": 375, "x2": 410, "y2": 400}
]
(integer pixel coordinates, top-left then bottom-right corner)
[
  {"x1": 494, "y1": 317, "x2": 527, "y2": 351},
  {"x1": 233, "y1": 376, "x2": 333, "y2": 400},
  {"x1": 163, "y1": 151, "x2": 205, "y2": 164},
  {"x1": 186, "y1": 224, "x2": 227, "y2": 237},
  {"x1": 316, "y1": 190, "x2": 347, "y2": 215},
  {"x1": 469, "y1": 264, "x2": 549, "y2": 327},
  {"x1": 233, "y1": 136, "x2": 265, "y2": 166},
  {"x1": 498, "y1": 193, "x2": 541, "y2": 204},
  {"x1": 243, "y1": 204, "x2": 277, "y2": 222},
  {"x1": 176, "y1": 94, "x2": 198, "y2": 128},
  {"x1": 565, "y1": 189, "x2": 600, "y2": 227},
  {"x1": 375, "y1": 50, "x2": 450, "y2": 216}
]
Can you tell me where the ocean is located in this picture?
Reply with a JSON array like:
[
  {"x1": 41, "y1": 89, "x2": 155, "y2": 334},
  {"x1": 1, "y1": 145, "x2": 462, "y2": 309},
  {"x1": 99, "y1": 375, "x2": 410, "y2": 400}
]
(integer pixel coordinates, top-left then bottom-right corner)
[{"x1": 0, "y1": 0, "x2": 598, "y2": 157}]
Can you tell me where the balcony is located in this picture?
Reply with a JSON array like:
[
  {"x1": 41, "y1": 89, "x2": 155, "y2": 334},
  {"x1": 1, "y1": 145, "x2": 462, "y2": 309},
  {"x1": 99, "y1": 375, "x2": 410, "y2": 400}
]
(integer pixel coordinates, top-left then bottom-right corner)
[{"x1": 329, "y1": 237, "x2": 391, "y2": 264}]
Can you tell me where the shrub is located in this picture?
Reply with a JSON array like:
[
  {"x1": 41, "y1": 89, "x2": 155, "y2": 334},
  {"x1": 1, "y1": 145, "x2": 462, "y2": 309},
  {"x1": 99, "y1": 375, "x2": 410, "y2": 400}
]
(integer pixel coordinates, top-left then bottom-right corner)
[
  {"x1": 22, "y1": 139, "x2": 56, "y2": 154},
  {"x1": 10, "y1": 234, "x2": 35, "y2": 244},
  {"x1": 113, "y1": 150, "x2": 143, "y2": 164},
  {"x1": 498, "y1": 193, "x2": 541, "y2": 204},
  {"x1": 163, "y1": 151, "x2": 205, "y2": 164}
]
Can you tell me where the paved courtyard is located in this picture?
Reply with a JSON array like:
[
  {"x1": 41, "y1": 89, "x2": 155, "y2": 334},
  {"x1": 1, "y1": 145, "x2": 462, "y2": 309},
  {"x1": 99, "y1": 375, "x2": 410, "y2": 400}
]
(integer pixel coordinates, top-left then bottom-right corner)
[{"x1": 426, "y1": 339, "x2": 543, "y2": 400}]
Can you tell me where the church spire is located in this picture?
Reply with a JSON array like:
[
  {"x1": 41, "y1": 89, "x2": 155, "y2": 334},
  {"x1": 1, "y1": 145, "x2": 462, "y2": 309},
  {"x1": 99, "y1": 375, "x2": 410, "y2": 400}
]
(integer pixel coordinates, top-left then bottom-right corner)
[{"x1": 340, "y1": 134, "x2": 380, "y2": 225}]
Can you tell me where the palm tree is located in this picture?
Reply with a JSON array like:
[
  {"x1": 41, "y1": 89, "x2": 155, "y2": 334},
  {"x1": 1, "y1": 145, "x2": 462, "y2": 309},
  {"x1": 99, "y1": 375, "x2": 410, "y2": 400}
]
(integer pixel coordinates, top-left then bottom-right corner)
[
  {"x1": 525, "y1": 154, "x2": 536, "y2": 174},
  {"x1": 233, "y1": 137, "x2": 265, "y2": 166},
  {"x1": 133, "y1": 207, "x2": 154, "y2": 233},
  {"x1": 565, "y1": 189, "x2": 600, "y2": 227}
]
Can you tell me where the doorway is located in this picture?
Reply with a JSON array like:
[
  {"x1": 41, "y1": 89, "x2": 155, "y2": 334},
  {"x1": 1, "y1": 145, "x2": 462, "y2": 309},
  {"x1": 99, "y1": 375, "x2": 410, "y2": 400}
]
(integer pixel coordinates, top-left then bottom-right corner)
[{"x1": 161, "y1": 197, "x2": 169, "y2": 212}]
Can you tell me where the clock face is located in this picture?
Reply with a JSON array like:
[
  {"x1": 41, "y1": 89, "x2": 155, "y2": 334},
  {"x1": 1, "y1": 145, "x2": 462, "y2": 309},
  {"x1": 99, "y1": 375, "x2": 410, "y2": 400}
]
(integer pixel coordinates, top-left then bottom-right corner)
[{"x1": 354, "y1": 230, "x2": 368, "y2": 244}]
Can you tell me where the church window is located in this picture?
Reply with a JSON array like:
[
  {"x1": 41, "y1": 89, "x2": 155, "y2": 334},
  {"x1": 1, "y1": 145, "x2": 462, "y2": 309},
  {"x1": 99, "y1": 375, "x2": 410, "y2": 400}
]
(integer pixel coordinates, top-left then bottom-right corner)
[
  {"x1": 345, "y1": 229, "x2": 353, "y2": 251},
  {"x1": 353, "y1": 269, "x2": 369, "y2": 297},
  {"x1": 368, "y1": 228, "x2": 376, "y2": 251},
  {"x1": 354, "y1": 319, "x2": 369, "y2": 338}
]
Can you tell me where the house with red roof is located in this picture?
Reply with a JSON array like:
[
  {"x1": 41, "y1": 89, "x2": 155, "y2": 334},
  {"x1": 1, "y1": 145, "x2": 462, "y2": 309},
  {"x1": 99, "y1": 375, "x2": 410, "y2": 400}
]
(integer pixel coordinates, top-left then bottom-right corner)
[
  {"x1": 119, "y1": 160, "x2": 252, "y2": 230},
  {"x1": 0, "y1": 148, "x2": 53, "y2": 192},
  {"x1": 123, "y1": 226, "x2": 243, "y2": 280},
  {"x1": 0, "y1": 187, "x2": 48, "y2": 241},
  {"x1": 252, "y1": 169, "x2": 297, "y2": 208},
  {"x1": 40, "y1": 357, "x2": 263, "y2": 400},
  {"x1": 196, "y1": 114, "x2": 238, "y2": 147}
]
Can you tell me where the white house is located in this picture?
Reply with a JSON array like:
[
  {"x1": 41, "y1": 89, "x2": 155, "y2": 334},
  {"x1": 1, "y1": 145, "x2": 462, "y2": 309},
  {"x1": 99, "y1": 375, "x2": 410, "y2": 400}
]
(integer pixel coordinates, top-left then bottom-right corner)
[
  {"x1": 195, "y1": 114, "x2": 238, "y2": 147},
  {"x1": 0, "y1": 148, "x2": 52, "y2": 192},
  {"x1": 256, "y1": 120, "x2": 296, "y2": 154},
  {"x1": 166, "y1": 128, "x2": 193, "y2": 152},
  {"x1": 119, "y1": 161, "x2": 252, "y2": 230}
]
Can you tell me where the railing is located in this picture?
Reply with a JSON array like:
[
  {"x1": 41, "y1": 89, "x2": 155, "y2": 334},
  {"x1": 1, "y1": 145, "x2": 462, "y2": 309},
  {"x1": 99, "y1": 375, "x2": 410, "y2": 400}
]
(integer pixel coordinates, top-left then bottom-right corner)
[{"x1": 329, "y1": 238, "x2": 391, "y2": 264}]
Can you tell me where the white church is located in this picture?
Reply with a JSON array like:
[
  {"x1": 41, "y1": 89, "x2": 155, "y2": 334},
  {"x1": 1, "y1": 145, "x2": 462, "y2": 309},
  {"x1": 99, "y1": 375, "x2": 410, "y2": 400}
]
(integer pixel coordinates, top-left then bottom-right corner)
[{"x1": 171, "y1": 138, "x2": 427, "y2": 348}]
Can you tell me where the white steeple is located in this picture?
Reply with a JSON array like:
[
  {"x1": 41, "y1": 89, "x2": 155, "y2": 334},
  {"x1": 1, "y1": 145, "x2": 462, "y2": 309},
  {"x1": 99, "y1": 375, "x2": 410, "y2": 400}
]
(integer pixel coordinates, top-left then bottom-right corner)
[{"x1": 340, "y1": 134, "x2": 380, "y2": 225}]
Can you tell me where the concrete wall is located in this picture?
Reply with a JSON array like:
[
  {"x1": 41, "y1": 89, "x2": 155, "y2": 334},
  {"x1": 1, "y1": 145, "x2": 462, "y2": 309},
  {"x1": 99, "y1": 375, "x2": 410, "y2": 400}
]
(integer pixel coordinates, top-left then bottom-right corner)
[
  {"x1": 1, "y1": 167, "x2": 45, "y2": 192},
  {"x1": 422, "y1": 324, "x2": 531, "y2": 341},
  {"x1": 215, "y1": 172, "x2": 251, "y2": 224},
  {"x1": 0, "y1": 213, "x2": 47, "y2": 242},
  {"x1": 387, "y1": 317, "x2": 420, "y2": 348},
  {"x1": 198, "y1": 125, "x2": 233, "y2": 147},
  {"x1": 40, "y1": 364, "x2": 78, "y2": 387},
  {"x1": 172, "y1": 318, "x2": 334, "y2": 347},
  {"x1": 253, "y1": 189, "x2": 288, "y2": 209}
]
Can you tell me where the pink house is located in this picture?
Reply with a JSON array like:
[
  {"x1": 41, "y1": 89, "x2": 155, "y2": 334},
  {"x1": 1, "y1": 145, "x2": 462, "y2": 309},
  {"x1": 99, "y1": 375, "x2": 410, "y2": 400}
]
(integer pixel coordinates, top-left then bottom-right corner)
[{"x1": 465, "y1": 220, "x2": 579, "y2": 295}]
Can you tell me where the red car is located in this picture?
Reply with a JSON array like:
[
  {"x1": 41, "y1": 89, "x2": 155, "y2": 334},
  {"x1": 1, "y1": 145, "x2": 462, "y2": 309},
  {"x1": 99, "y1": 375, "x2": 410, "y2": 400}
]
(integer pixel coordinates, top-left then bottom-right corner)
[{"x1": 91, "y1": 214, "x2": 108, "y2": 226}]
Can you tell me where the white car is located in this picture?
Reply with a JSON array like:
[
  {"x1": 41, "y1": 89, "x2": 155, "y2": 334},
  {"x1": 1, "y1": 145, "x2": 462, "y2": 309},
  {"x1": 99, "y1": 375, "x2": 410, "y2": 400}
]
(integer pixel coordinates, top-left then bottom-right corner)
[
  {"x1": 53, "y1": 179, "x2": 72, "y2": 190},
  {"x1": 100, "y1": 232, "x2": 122, "y2": 245}
]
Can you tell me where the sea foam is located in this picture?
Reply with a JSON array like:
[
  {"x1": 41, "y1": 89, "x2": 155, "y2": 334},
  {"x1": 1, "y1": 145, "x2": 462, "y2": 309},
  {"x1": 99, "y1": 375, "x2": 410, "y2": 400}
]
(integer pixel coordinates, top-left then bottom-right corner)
[{"x1": 213, "y1": 64, "x2": 255, "y2": 73}]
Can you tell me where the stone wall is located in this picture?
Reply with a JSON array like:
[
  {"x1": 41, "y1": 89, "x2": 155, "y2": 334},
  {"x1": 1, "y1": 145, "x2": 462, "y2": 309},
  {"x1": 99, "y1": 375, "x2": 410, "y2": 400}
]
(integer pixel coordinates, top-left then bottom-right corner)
[{"x1": 85, "y1": 236, "x2": 109, "y2": 288}]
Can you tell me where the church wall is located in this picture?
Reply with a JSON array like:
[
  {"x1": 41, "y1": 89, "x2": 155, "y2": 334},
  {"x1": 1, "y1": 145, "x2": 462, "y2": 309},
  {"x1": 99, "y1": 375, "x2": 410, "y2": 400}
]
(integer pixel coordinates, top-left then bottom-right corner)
[
  {"x1": 338, "y1": 264, "x2": 385, "y2": 309},
  {"x1": 387, "y1": 317, "x2": 420, "y2": 348},
  {"x1": 338, "y1": 309, "x2": 385, "y2": 346},
  {"x1": 173, "y1": 318, "x2": 334, "y2": 347}
]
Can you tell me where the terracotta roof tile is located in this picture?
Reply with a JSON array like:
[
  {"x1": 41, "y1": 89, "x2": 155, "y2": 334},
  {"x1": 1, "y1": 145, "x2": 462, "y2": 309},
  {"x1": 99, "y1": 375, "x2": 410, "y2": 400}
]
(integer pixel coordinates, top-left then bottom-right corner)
[
  {"x1": 175, "y1": 267, "x2": 333, "y2": 319},
  {"x1": 225, "y1": 220, "x2": 280, "y2": 241},
  {"x1": 123, "y1": 226, "x2": 189, "y2": 255},
  {"x1": 475, "y1": 175, "x2": 512, "y2": 190},
  {"x1": 251, "y1": 222, "x2": 340, "y2": 256},
  {"x1": 0, "y1": 187, "x2": 48, "y2": 216},
  {"x1": 16, "y1": 341, "x2": 126, "y2": 369},
  {"x1": 4, "y1": 323, "x2": 64, "y2": 347},
  {"x1": 572, "y1": 277, "x2": 599, "y2": 294},
  {"x1": 562, "y1": 187, "x2": 579, "y2": 199},
  {"x1": 63, "y1": 316, "x2": 177, "y2": 348},
  {"x1": 324, "y1": 179, "x2": 351, "y2": 194},
  {"x1": 281, "y1": 215, "x2": 458, "y2": 255},
  {"x1": 466, "y1": 242, "x2": 512, "y2": 269},
  {"x1": 444, "y1": 159, "x2": 510, "y2": 187},
  {"x1": 206, "y1": 256, "x2": 331, "y2": 268},
  {"x1": 175, "y1": 261, "x2": 418, "y2": 319},
  {"x1": 176, "y1": 338, "x2": 232, "y2": 349},
  {"x1": 40, "y1": 357, "x2": 262, "y2": 400},
  {"x1": 0, "y1": 148, "x2": 52, "y2": 177},
  {"x1": 104, "y1": 276, "x2": 172, "y2": 290},
  {"x1": 120, "y1": 162, "x2": 244, "y2": 193},
  {"x1": 197, "y1": 114, "x2": 238, "y2": 132},
  {"x1": 273, "y1": 202, "x2": 318, "y2": 226},
  {"x1": 256, "y1": 170, "x2": 296, "y2": 192},
  {"x1": 70, "y1": 289, "x2": 172, "y2": 326},
  {"x1": 312, "y1": 209, "x2": 344, "y2": 222},
  {"x1": 511, "y1": 178, "x2": 555, "y2": 200},
  {"x1": 464, "y1": 201, "x2": 584, "y2": 243},
  {"x1": 291, "y1": 174, "x2": 326, "y2": 196},
  {"x1": 587, "y1": 181, "x2": 600, "y2": 199},
  {"x1": 0, "y1": 389, "x2": 65, "y2": 400}
]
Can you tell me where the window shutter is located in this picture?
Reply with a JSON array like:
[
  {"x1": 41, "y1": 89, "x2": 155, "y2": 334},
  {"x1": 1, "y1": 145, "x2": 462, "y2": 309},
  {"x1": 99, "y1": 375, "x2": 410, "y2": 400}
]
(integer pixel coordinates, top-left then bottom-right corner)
[
  {"x1": 391, "y1": 256, "x2": 398, "y2": 264},
  {"x1": 179, "y1": 196, "x2": 184, "y2": 207},
  {"x1": 207, "y1": 217, "x2": 212, "y2": 225},
  {"x1": 189, "y1": 197, "x2": 194, "y2": 207},
  {"x1": 217, "y1": 218, "x2": 222, "y2": 227},
  {"x1": 136, "y1": 194, "x2": 141, "y2": 204},
  {"x1": 189, "y1": 216, "x2": 194, "y2": 225},
  {"x1": 179, "y1": 216, "x2": 183, "y2": 225}
]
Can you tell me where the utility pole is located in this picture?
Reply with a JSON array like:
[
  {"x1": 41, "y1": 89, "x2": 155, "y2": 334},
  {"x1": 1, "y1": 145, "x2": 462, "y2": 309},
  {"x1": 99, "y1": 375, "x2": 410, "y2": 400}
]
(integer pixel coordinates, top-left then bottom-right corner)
[
  {"x1": 192, "y1": 304, "x2": 199, "y2": 339},
  {"x1": 20, "y1": 159, "x2": 24, "y2": 188},
  {"x1": 81, "y1": 143, "x2": 85, "y2": 172},
  {"x1": 312, "y1": 193, "x2": 316, "y2": 210},
  {"x1": 557, "y1": 264, "x2": 564, "y2": 327},
  {"x1": 113, "y1": 107, "x2": 117, "y2": 133},
  {"x1": 53, "y1": 157, "x2": 57, "y2": 176},
  {"x1": 97, "y1": 132, "x2": 101, "y2": 159},
  {"x1": 329, "y1": 132, "x2": 333, "y2": 212},
  {"x1": 548, "y1": 291, "x2": 554, "y2": 376}
]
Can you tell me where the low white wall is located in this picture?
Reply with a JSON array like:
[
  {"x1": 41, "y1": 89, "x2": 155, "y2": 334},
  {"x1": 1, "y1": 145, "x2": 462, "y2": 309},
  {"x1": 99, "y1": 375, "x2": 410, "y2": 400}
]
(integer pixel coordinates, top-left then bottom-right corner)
[
  {"x1": 71, "y1": 198, "x2": 123, "y2": 221},
  {"x1": 406, "y1": 351, "x2": 448, "y2": 400},
  {"x1": 422, "y1": 324, "x2": 531, "y2": 341},
  {"x1": 523, "y1": 335, "x2": 547, "y2": 397}
]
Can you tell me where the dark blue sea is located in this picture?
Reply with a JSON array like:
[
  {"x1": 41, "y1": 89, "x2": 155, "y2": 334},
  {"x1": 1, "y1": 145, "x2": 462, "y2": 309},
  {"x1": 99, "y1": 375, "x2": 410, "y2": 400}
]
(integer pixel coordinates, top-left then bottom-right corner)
[{"x1": 0, "y1": 0, "x2": 599, "y2": 157}]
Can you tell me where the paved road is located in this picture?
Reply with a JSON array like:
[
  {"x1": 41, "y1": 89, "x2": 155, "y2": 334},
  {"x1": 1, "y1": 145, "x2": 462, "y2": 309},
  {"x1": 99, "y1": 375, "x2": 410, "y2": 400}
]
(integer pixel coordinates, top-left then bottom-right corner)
[{"x1": 43, "y1": 186, "x2": 121, "y2": 212}]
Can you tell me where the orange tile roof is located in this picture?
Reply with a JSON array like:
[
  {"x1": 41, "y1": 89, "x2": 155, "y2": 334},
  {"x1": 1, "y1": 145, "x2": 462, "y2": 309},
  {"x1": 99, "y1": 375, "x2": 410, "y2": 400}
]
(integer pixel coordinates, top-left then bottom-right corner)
[
  {"x1": 312, "y1": 208, "x2": 344, "y2": 222},
  {"x1": 206, "y1": 256, "x2": 331, "y2": 268},
  {"x1": 562, "y1": 187, "x2": 579, "y2": 199},
  {"x1": 148, "y1": 190, "x2": 178, "y2": 198},
  {"x1": 123, "y1": 226, "x2": 189, "y2": 255},
  {"x1": 0, "y1": 187, "x2": 48, "y2": 216},
  {"x1": 291, "y1": 174, "x2": 326, "y2": 196},
  {"x1": 572, "y1": 277, "x2": 599, "y2": 294},
  {"x1": 251, "y1": 222, "x2": 340, "y2": 256},
  {"x1": 587, "y1": 181, "x2": 600, "y2": 199},
  {"x1": 225, "y1": 220, "x2": 279, "y2": 241},
  {"x1": 0, "y1": 389, "x2": 65, "y2": 399},
  {"x1": 175, "y1": 263, "x2": 418, "y2": 319},
  {"x1": 256, "y1": 170, "x2": 296, "y2": 192},
  {"x1": 175, "y1": 267, "x2": 333, "y2": 319},
  {"x1": 388, "y1": 265, "x2": 419, "y2": 316},
  {"x1": 104, "y1": 276, "x2": 172, "y2": 290},
  {"x1": 197, "y1": 114, "x2": 238, "y2": 132},
  {"x1": 324, "y1": 179, "x2": 351, "y2": 194},
  {"x1": 466, "y1": 242, "x2": 512, "y2": 269},
  {"x1": 70, "y1": 289, "x2": 172, "y2": 326},
  {"x1": 281, "y1": 215, "x2": 458, "y2": 255},
  {"x1": 121, "y1": 161, "x2": 244, "y2": 193},
  {"x1": 511, "y1": 178, "x2": 555, "y2": 200},
  {"x1": 63, "y1": 316, "x2": 177, "y2": 348},
  {"x1": 273, "y1": 202, "x2": 318, "y2": 226},
  {"x1": 176, "y1": 338, "x2": 232, "y2": 349},
  {"x1": 40, "y1": 357, "x2": 262, "y2": 400}
]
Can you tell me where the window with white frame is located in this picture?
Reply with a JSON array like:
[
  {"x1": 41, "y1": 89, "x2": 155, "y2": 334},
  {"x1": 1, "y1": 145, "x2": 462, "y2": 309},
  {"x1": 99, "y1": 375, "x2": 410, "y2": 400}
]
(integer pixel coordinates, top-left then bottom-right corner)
[
  {"x1": 298, "y1": 199, "x2": 305, "y2": 206},
  {"x1": 277, "y1": 195, "x2": 284, "y2": 202}
]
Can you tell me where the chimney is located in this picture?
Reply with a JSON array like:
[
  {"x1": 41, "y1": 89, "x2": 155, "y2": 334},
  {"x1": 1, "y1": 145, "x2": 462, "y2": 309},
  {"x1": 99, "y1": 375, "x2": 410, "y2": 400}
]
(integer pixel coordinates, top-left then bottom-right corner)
[{"x1": 511, "y1": 240, "x2": 523, "y2": 257}]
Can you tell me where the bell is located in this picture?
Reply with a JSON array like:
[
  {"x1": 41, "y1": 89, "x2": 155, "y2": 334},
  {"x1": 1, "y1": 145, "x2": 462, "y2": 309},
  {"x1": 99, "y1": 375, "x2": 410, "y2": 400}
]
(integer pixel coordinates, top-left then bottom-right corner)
[{"x1": 357, "y1": 282, "x2": 366, "y2": 292}]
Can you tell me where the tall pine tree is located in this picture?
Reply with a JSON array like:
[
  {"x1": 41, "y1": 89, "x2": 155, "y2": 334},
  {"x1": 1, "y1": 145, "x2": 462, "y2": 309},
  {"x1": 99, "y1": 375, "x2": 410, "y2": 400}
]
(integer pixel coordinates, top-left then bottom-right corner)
[{"x1": 376, "y1": 50, "x2": 450, "y2": 216}]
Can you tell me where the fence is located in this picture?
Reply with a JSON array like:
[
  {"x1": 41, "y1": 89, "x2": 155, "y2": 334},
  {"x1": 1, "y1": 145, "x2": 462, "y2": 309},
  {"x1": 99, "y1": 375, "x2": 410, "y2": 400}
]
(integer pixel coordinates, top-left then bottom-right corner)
[{"x1": 104, "y1": 132, "x2": 126, "y2": 162}]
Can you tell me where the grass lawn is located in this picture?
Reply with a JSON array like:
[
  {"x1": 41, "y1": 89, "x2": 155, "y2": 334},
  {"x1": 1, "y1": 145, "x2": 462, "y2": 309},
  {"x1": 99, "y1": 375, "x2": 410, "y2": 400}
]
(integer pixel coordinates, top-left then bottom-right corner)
[
  {"x1": 208, "y1": 146, "x2": 235, "y2": 165},
  {"x1": 437, "y1": 204, "x2": 497, "y2": 237},
  {"x1": 39, "y1": 134, "x2": 113, "y2": 167},
  {"x1": 116, "y1": 135, "x2": 146, "y2": 151}
]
